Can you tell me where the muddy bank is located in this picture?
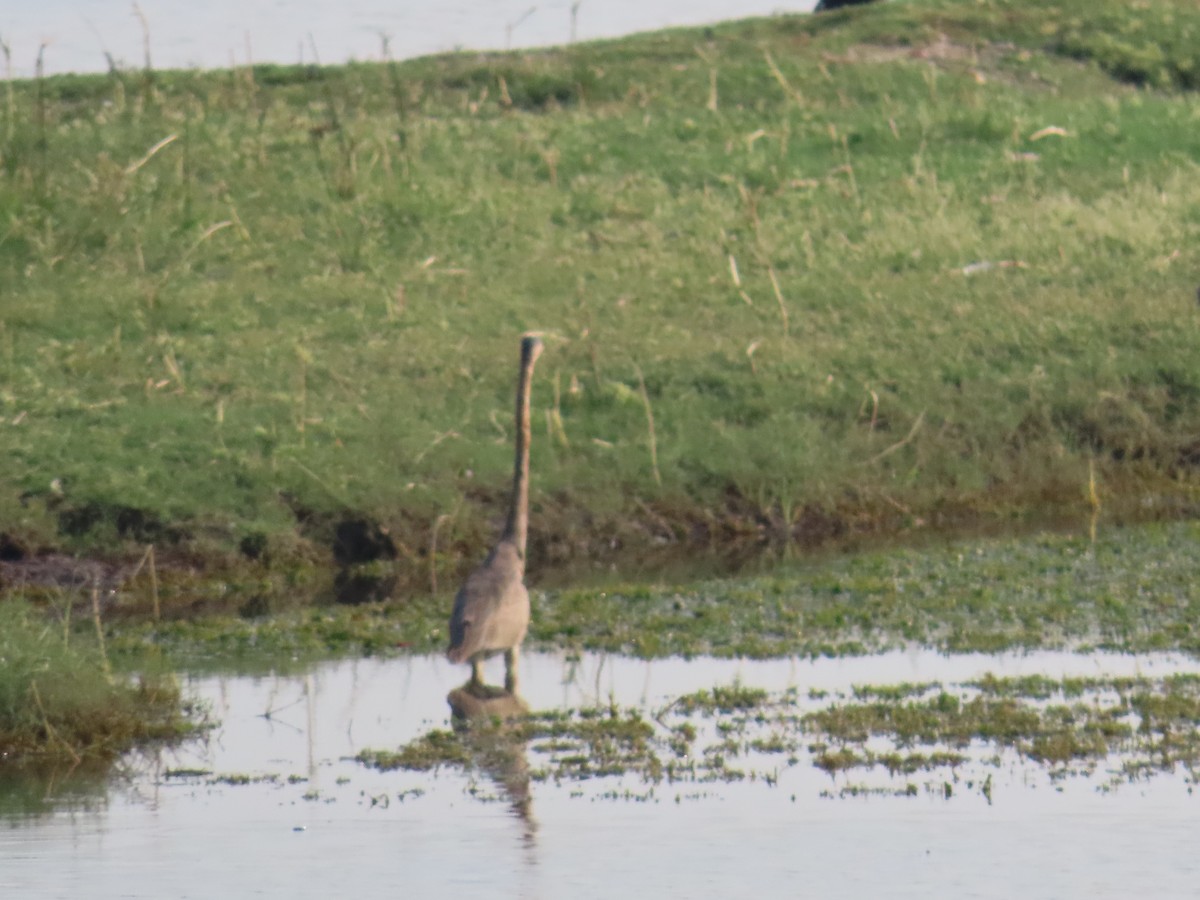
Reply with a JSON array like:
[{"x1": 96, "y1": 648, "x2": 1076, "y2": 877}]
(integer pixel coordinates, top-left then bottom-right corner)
[{"x1": 2, "y1": 481, "x2": 1198, "y2": 624}]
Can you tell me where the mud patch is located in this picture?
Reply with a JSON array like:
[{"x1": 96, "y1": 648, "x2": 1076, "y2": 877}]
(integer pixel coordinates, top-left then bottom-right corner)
[
  {"x1": 331, "y1": 518, "x2": 397, "y2": 566},
  {"x1": 332, "y1": 569, "x2": 399, "y2": 605},
  {"x1": 0, "y1": 553, "x2": 126, "y2": 595},
  {"x1": 0, "y1": 533, "x2": 29, "y2": 562}
]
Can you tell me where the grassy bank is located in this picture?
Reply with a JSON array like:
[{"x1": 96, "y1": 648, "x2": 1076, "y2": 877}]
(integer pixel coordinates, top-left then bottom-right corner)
[
  {"x1": 105, "y1": 519, "x2": 1200, "y2": 667},
  {"x1": 0, "y1": 601, "x2": 194, "y2": 766},
  {"x1": 0, "y1": 0, "x2": 1198, "y2": 580}
]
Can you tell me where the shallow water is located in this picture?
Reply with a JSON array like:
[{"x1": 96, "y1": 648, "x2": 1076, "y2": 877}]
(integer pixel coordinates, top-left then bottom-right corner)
[
  {"x1": 3, "y1": 649, "x2": 1200, "y2": 898},
  {"x1": 3, "y1": 0, "x2": 818, "y2": 79}
]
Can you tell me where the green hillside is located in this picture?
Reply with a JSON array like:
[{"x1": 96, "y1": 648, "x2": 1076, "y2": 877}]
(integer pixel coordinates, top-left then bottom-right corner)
[{"x1": 1, "y1": 0, "x2": 1197, "y2": 582}]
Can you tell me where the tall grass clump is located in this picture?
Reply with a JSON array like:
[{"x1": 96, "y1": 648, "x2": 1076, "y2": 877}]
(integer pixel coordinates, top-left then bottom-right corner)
[{"x1": 0, "y1": 602, "x2": 193, "y2": 764}]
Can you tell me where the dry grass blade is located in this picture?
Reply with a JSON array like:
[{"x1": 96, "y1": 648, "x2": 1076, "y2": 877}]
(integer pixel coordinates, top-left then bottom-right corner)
[
  {"x1": 863, "y1": 410, "x2": 926, "y2": 466},
  {"x1": 763, "y1": 49, "x2": 804, "y2": 106},
  {"x1": 767, "y1": 266, "x2": 789, "y2": 339},
  {"x1": 634, "y1": 364, "x2": 662, "y2": 487},
  {"x1": 125, "y1": 134, "x2": 178, "y2": 175},
  {"x1": 90, "y1": 586, "x2": 113, "y2": 682}
]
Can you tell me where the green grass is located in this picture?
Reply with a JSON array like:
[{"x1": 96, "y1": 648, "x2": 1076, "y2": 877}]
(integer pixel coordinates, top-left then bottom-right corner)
[
  {"x1": 535, "y1": 518, "x2": 1200, "y2": 658},
  {"x1": 105, "y1": 519, "x2": 1200, "y2": 665},
  {"x1": 0, "y1": 0, "x2": 1198, "y2": 575},
  {"x1": 0, "y1": 601, "x2": 195, "y2": 765}
]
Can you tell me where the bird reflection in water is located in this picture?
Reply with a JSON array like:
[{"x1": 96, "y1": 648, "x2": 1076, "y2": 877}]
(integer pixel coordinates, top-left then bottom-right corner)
[{"x1": 447, "y1": 682, "x2": 536, "y2": 836}]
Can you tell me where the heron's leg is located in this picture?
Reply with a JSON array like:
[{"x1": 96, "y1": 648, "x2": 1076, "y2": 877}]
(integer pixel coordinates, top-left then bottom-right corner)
[
  {"x1": 503, "y1": 647, "x2": 520, "y2": 694},
  {"x1": 470, "y1": 657, "x2": 484, "y2": 687}
]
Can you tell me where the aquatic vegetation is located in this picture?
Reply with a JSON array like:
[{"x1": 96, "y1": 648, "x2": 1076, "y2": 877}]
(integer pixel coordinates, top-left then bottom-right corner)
[
  {"x1": 810, "y1": 746, "x2": 968, "y2": 776},
  {"x1": 361, "y1": 707, "x2": 668, "y2": 783},
  {"x1": 805, "y1": 674, "x2": 1200, "y2": 788},
  {"x1": 359, "y1": 729, "x2": 473, "y2": 772},
  {"x1": 361, "y1": 669, "x2": 1200, "y2": 801},
  {"x1": 673, "y1": 682, "x2": 770, "y2": 715}
]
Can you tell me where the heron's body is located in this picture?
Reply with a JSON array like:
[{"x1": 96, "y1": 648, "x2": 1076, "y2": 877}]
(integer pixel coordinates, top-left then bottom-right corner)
[
  {"x1": 447, "y1": 539, "x2": 529, "y2": 683},
  {"x1": 447, "y1": 336, "x2": 542, "y2": 693}
]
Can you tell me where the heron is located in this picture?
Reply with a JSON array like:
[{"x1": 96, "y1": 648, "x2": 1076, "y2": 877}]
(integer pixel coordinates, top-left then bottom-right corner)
[{"x1": 447, "y1": 334, "x2": 543, "y2": 693}]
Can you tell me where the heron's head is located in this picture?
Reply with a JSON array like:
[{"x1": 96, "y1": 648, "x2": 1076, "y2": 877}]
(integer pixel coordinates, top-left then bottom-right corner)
[{"x1": 521, "y1": 334, "x2": 544, "y2": 368}]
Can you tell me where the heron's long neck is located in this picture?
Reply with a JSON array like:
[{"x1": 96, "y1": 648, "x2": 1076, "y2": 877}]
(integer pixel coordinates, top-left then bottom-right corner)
[{"x1": 503, "y1": 344, "x2": 536, "y2": 557}]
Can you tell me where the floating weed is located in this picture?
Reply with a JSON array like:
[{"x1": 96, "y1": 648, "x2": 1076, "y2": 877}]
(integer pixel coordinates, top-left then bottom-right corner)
[
  {"x1": 821, "y1": 782, "x2": 924, "y2": 801},
  {"x1": 807, "y1": 674, "x2": 1200, "y2": 788},
  {"x1": 812, "y1": 746, "x2": 968, "y2": 776},
  {"x1": 208, "y1": 772, "x2": 281, "y2": 786},
  {"x1": 163, "y1": 767, "x2": 212, "y2": 779},
  {"x1": 362, "y1": 669, "x2": 1200, "y2": 804},
  {"x1": 812, "y1": 745, "x2": 864, "y2": 775},
  {"x1": 358, "y1": 728, "x2": 471, "y2": 771},
  {"x1": 851, "y1": 681, "x2": 940, "y2": 702},
  {"x1": 747, "y1": 732, "x2": 797, "y2": 755},
  {"x1": 673, "y1": 681, "x2": 770, "y2": 715}
]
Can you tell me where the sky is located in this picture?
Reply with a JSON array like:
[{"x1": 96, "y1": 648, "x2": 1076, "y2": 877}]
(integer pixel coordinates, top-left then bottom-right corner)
[{"x1": 1, "y1": 0, "x2": 815, "y2": 78}]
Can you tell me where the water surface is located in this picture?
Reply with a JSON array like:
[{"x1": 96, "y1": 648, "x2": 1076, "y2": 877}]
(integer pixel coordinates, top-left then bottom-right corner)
[{"x1": 2, "y1": 649, "x2": 1199, "y2": 898}]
